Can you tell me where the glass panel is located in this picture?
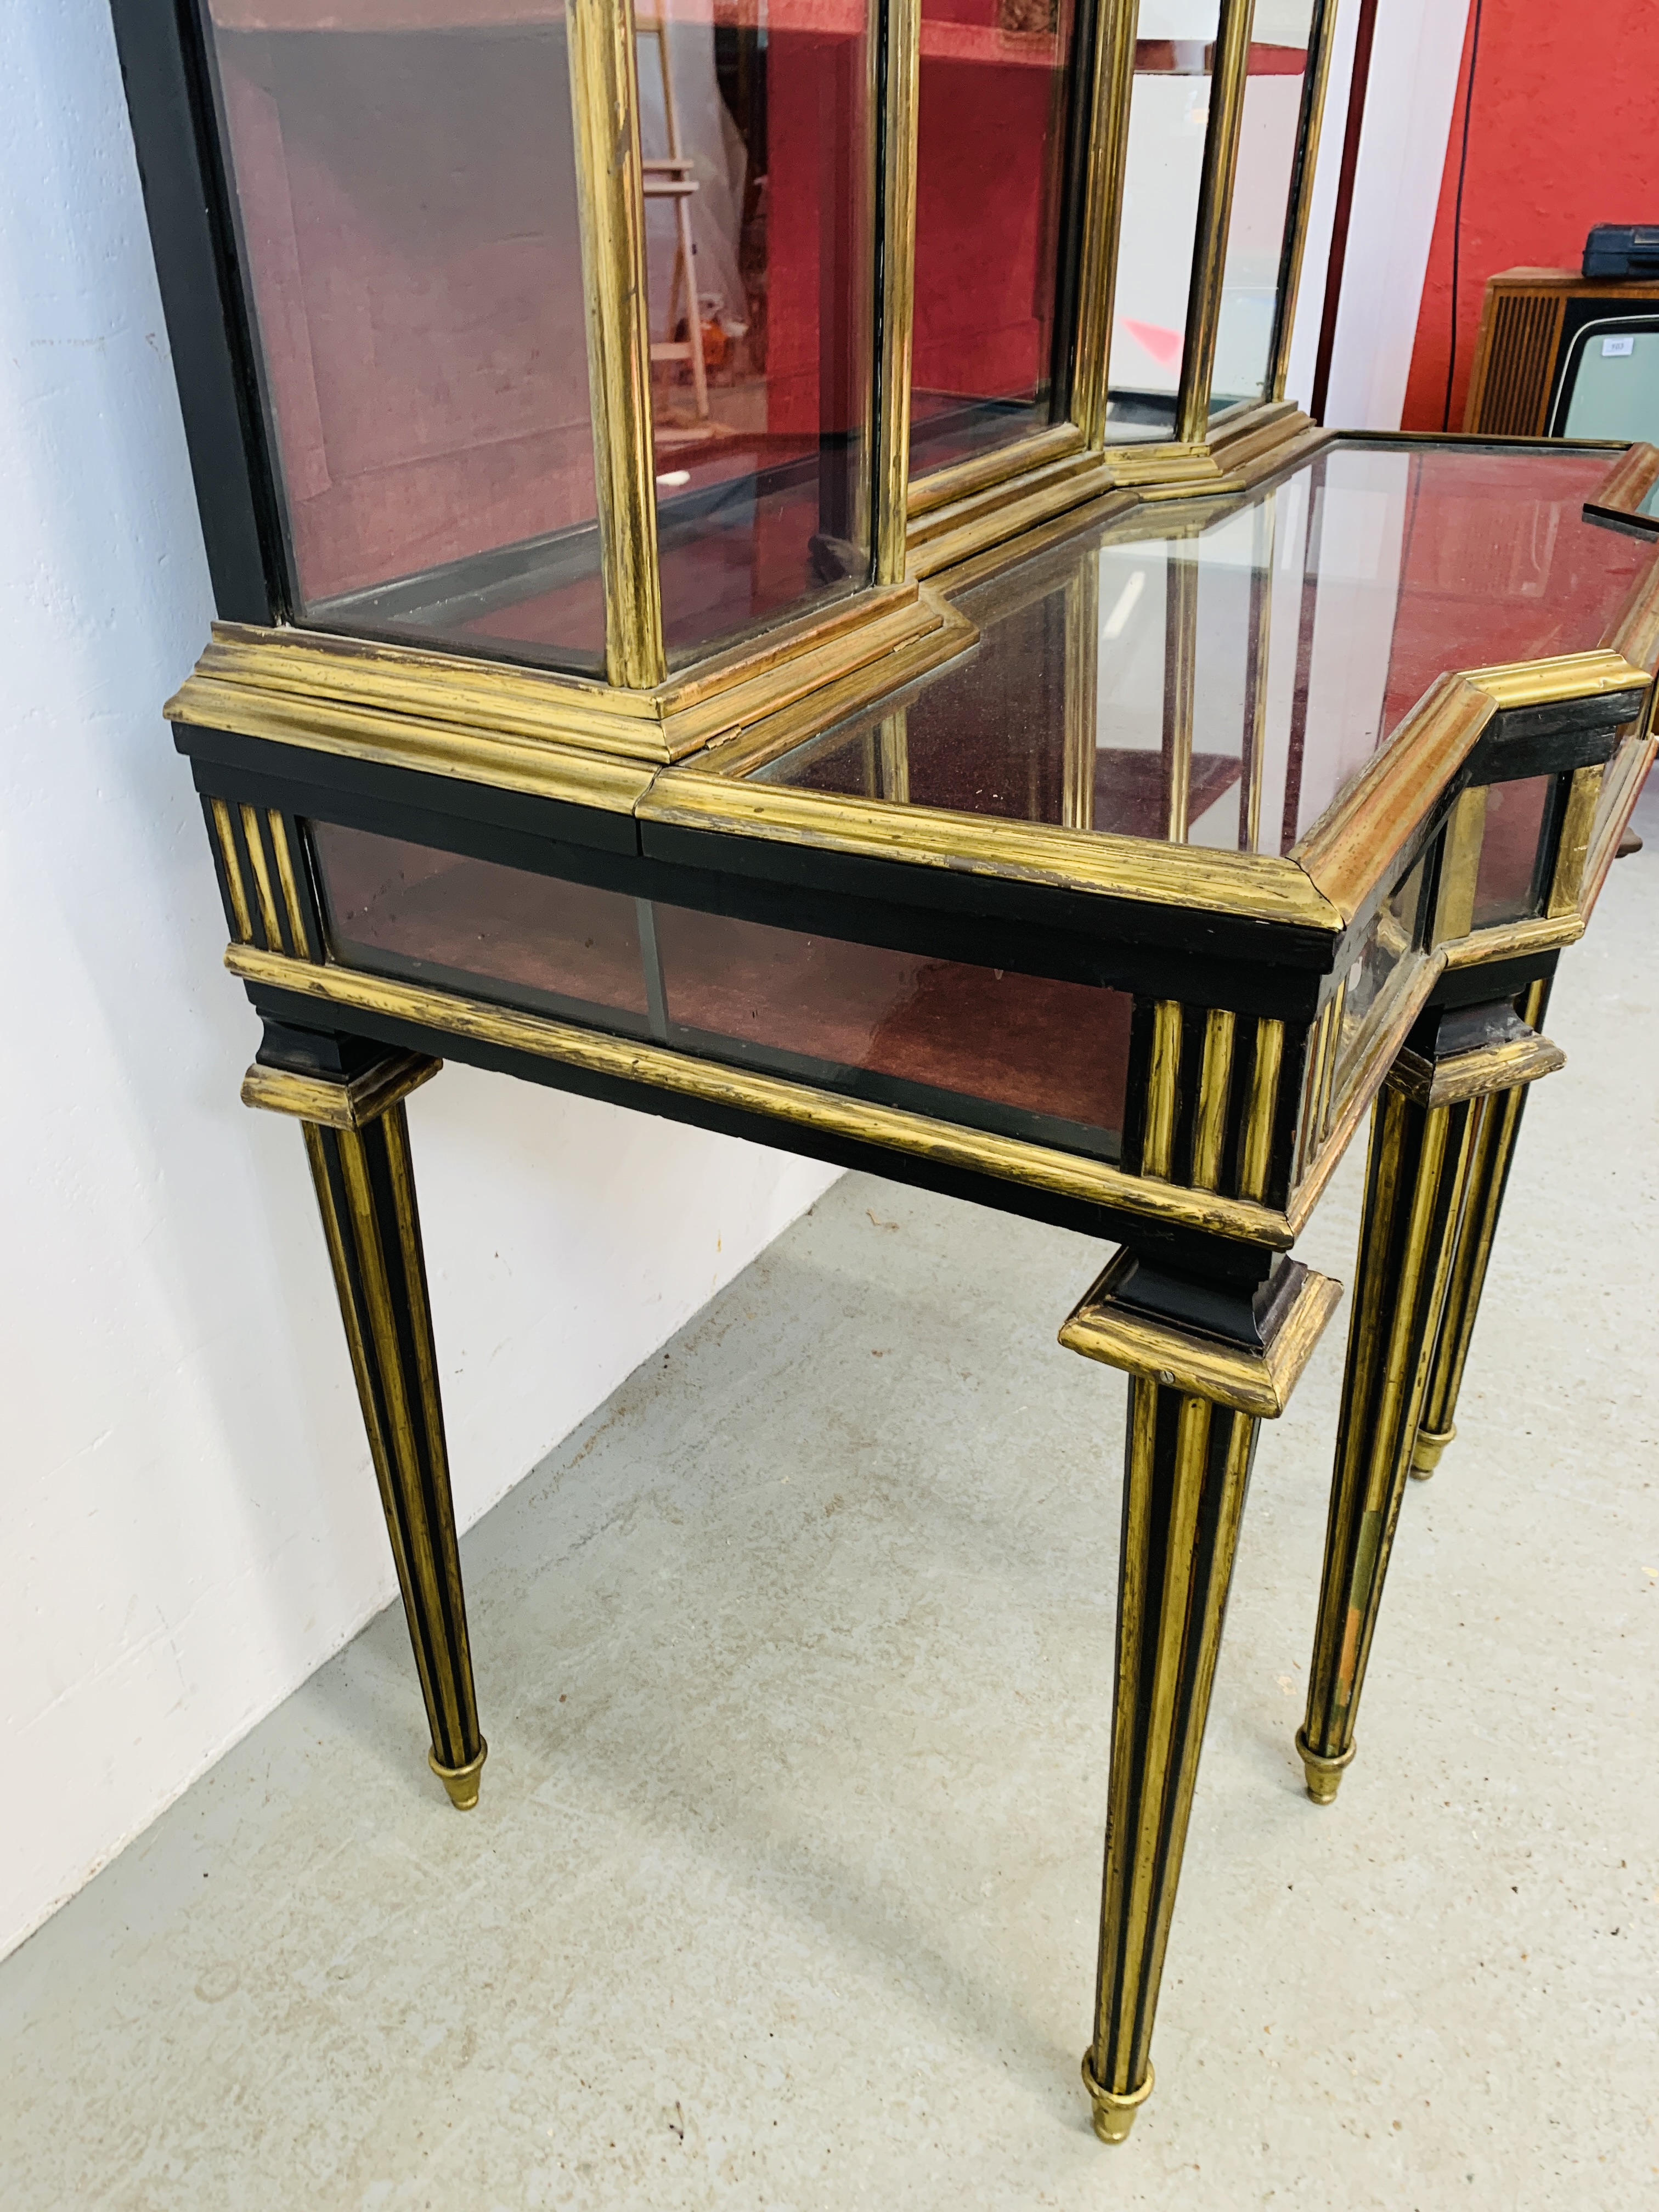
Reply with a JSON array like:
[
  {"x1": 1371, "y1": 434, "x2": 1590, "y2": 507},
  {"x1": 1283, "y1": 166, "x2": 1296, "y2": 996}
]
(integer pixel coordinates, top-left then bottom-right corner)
[
  {"x1": 1105, "y1": 2, "x2": 1222, "y2": 444},
  {"x1": 312, "y1": 823, "x2": 651, "y2": 1030},
  {"x1": 645, "y1": 0, "x2": 874, "y2": 661},
  {"x1": 309, "y1": 825, "x2": 1132, "y2": 1159},
  {"x1": 1210, "y1": 0, "x2": 1315, "y2": 413},
  {"x1": 908, "y1": 0, "x2": 1078, "y2": 477},
  {"x1": 753, "y1": 442, "x2": 1648, "y2": 854},
  {"x1": 653, "y1": 906, "x2": 1131, "y2": 1154},
  {"x1": 202, "y1": 1, "x2": 604, "y2": 670},
  {"x1": 1330, "y1": 851, "x2": 1426, "y2": 1088},
  {"x1": 1558, "y1": 323, "x2": 1659, "y2": 443},
  {"x1": 1472, "y1": 775, "x2": 1556, "y2": 929}
]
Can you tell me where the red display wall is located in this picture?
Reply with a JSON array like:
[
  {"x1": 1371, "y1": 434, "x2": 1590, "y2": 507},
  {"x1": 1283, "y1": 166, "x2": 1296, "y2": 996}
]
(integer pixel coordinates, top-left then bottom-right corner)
[{"x1": 1400, "y1": 0, "x2": 1658, "y2": 433}]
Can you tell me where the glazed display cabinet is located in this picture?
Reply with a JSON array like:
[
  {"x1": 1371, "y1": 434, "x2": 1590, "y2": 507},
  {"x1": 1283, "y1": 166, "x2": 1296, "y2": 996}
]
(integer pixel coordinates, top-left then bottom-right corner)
[{"x1": 110, "y1": 0, "x2": 1657, "y2": 2143}]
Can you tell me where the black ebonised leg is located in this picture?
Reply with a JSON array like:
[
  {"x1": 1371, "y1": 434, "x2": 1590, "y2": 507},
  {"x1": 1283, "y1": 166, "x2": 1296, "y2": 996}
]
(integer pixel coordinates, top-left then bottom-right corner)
[
  {"x1": 244, "y1": 1026, "x2": 487, "y2": 1809},
  {"x1": 1063, "y1": 1246, "x2": 1341, "y2": 2137},
  {"x1": 1411, "y1": 977, "x2": 1553, "y2": 1479},
  {"x1": 1298, "y1": 998, "x2": 1561, "y2": 1803}
]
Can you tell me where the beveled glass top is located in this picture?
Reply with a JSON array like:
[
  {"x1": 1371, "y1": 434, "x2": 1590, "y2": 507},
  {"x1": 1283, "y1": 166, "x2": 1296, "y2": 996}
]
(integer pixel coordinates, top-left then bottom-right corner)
[{"x1": 752, "y1": 441, "x2": 1649, "y2": 855}]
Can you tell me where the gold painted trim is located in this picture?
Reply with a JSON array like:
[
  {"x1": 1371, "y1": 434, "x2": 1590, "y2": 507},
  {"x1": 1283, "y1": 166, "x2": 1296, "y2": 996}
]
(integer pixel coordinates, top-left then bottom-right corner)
[
  {"x1": 267, "y1": 809, "x2": 312, "y2": 961},
  {"x1": 637, "y1": 775, "x2": 1345, "y2": 930},
  {"x1": 910, "y1": 425, "x2": 1088, "y2": 523},
  {"x1": 1267, "y1": 0, "x2": 1341, "y2": 403},
  {"x1": 1387, "y1": 1031, "x2": 1564, "y2": 1110},
  {"x1": 239, "y1": 803, "x2": 284, "y2": 952},
  {"x1": 1286, "y1": 951, "x2": 1446, "y2": 1236},
  {"x1": 1432, "y1": 786, "x2": 1487, "y2": 944},
  {"x1": 1059, "y1": 1252, "x2": 1344, "y2": 1419},
  {"x1": 1175, "y1": 0, "x2": 1254, "y2": 448},
  {"x1": 1582, "y1": 731, "x2": 1658, "y2": 922},
  {"x1": 210, "y1": 795, "x2": 253, "y2": 944},
  {"x1": 1142, "y1": 1001, "x2": 1183, "y2": 1178},
  {"x1": 877, "y1": 0, "x2": 920, "y2": 583},
  {"x1": 241, "y1": 1051, "x2": 442, "y2": 1130},
  {"x1": 1583, "y1": 441, "x2": 1659, "y2": 532},
  {"x1": 1440, "y1": 913, "x2": 1579, "y2": 969},
  {"x1": 1071, "y1": 0, "x2": 1138, "y2": 448},
  {"x1": 1237, "y1": 1018, "x2": 1283, "y2": 1203},
  {"x1": 170, "y1": 588, "x2": 952, "y2": 791},
  {"x1": 1189, "y1": 1007, "x2": 1235, "y2": 1192},
  {"x1": 1293, "y1": 652, "x2": 1647, "y2": 925},
  {"x1": 566, "y1": 0, "x2": 665, "y2": 688},
  {"x1": 1547, "y1": 764, "x2": 1605, "y2": 918},
  {"x1": 225, "y1": 943, "x2": 1299, "y2": 1249}
]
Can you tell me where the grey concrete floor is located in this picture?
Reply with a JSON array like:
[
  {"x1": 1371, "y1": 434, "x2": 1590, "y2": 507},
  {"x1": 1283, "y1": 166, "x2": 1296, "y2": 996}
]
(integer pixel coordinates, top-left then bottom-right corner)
[{"x1": 4, "y1": 831, "x2": 1658, "y2": 2211}]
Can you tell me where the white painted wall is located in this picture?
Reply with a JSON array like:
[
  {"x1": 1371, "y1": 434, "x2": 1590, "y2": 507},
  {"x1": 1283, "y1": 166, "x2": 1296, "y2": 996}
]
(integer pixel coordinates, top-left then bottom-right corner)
[
  {"x1": 1283, "y1": 0, "x2": 1474, "y2": 431},
  {"x1": 0, "y1": 0, "x2": 836, "y2": 1963}
]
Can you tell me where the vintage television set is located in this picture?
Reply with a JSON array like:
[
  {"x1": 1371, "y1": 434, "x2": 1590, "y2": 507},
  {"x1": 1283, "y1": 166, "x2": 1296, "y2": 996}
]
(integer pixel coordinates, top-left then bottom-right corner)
[
  {"x1": 109, "y1": 0, "x2": 1658, "y2": 2142},
  {"x1": 1464, "y1": 265, "x2": 1659, "y2": 444}
]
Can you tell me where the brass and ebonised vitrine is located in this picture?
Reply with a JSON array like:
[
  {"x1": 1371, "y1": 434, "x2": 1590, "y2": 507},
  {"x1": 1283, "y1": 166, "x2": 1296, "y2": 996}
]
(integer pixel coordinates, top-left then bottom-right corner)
[{"x1": 111, "y1": 0, "x2": 1658, "y2": 2142}]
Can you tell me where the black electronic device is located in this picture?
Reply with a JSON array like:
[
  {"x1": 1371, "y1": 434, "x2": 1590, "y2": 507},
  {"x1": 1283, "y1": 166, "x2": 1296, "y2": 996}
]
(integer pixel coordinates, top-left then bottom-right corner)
[{"x1": 1583, "y1": 224, "x2": 1659, "y2": 279}]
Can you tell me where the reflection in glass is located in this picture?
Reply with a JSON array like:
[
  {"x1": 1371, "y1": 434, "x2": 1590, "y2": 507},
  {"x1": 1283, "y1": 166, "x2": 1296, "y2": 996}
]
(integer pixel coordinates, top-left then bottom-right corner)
[
  {"x1": 1471, "y1": 775, "x2": 1558, "y2": 929},
  {"x1": 653, "y1": 906, "x2": 1131, "y2": 1154},
  {"x1": 203, "y1": 1, "x2": 603, "y2": 669},
  {"x1": 312, "y1": 823, "x2": 651, "y2": 1028},
  {"x1": 1105, "y1": 2, "x2": 1222, "y2": 443},
  {"x1": 753, "y1": 443, "x2": 1645, "y2": 856},
  {"x1": 309, "y1": 822, "x2": 1132, "y2": 1160},
  {"x1": 909, "y1": 0, "x2": 1078, "y2": 477},
  {"x1": 644, "y1": 0, "x2": 874, "y2": 661},
  {"x1": 1331, "y1": 853, "x2": 1427, "y2": 1087},
  {"x1": 1210, "y1": 0, "x2": 1316, "y2": 411}
]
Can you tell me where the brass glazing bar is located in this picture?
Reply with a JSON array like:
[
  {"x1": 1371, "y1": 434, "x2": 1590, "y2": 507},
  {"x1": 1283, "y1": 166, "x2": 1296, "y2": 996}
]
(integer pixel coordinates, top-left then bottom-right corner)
[
  {"x1": 1412, "y1": 978, "x2": 1553, "y2": 1477},
  {"x1": 876, "y1": 710, "x2": 911, "y2": 804},
  {"x1": 1239, "y1": 499, "x2": 1275, "y2": 850},
  {"x1": 1266, "y1": 0, "x2": 1341, "y2": 403},
  {"x1": 1162, "y1": 552, "x2": 1199, "y2": 838},
  {"x1": 1433, "y1": 786, "x2": 1488, "y2": 943},
  {"x1": 1297, "y1": 1080, "x2": 1480, "y2": 1799},
  {"x1": 1063, "y1": 556, "x2": 1100, "y2": 828},
  {"x1": 1071, "y1": 0, "x2": 1139, "y2": 445},
  {"x1": 876, "y1": 0, "x2": 921, "y2": 582},
  {"x1": 1547, "y1": 764, "x2": 1605, "y2": 918},
  {"x1": 1175, "y1": 0, "x2": 1257, "y2": 447},
  {"x1": 567, "y1": 0, "x2": 667, "y2": 689},
  {"x1": 301, "y1": 1105, "x2": 486, "y2": 1809}
]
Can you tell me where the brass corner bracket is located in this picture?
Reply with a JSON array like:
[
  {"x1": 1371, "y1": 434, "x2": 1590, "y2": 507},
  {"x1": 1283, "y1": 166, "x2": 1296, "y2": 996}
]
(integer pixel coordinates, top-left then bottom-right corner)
[
  {"x1": 1058, "y1": 1252, "x2": 1343, "y2": 1420},
  {"x1": 241, "y1": 1049, "x2": 442, "y2": 1130}
]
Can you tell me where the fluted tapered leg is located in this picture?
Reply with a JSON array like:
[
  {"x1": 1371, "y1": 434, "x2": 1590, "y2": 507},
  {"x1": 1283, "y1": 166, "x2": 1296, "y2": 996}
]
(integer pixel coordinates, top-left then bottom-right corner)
[
  {"x1": 1296, "y1": 1081, "x2": 1478, "y2": 1801},
  {"x1": 1063, "y1": 1250, "x2": 1341, "y2": 2138},
  {"x1": 303, "y1": 1105, "x2": 487, "y2": 1807},
  {"x1": 241, "y1": 1030, "x2": 487, "y2": 1809},
  {"x1": 1084, "y1": 1380, "x2": 1261, "y2": 2138},
  {"x1": 1411, "y1": 979, "x2": 1552, "y2": 1479},
  {"x1": 1298, "y1": 995, "x2": 1562, "y2": 1803}
]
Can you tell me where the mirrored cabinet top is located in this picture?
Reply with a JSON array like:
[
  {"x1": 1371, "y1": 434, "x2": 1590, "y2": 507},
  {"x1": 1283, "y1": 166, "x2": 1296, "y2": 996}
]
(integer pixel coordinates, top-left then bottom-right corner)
[{"x1": 746, "y1": 441, "x2": 1651, "y2": 854}]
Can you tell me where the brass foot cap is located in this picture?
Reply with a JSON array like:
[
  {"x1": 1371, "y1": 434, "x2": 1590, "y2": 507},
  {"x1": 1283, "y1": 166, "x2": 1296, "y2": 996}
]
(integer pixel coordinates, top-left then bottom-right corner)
[
  {"x1": 1410, "y1": 1423, "x2": 1456, "y2": 1479},
  {"x1": 1295, "y1": 1727, "x2": 1355, "y2": 1805},
  {"x1": 429, "y1": 1738, "x2": 488, "y2": 1810},
  {"x1": 1081, "y1": 2051, "x2": 1153, "y2": 2143}
]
